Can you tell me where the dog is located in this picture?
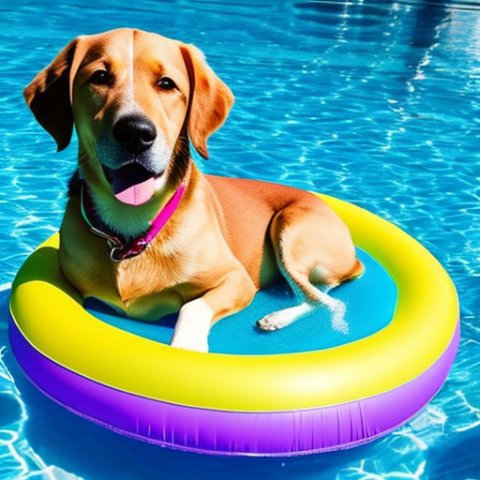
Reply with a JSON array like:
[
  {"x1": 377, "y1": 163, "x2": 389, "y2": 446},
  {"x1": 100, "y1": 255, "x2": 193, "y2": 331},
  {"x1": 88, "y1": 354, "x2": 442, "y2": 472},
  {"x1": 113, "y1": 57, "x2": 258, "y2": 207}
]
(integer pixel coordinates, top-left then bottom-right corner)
[{"x1": 24, "y1": 28, "x2": 363, "y2": 352}]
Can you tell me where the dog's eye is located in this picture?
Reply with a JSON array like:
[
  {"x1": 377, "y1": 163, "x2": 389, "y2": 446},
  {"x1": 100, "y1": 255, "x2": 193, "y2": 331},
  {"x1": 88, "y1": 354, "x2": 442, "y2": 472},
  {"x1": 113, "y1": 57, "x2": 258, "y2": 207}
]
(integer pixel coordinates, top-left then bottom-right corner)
[
  {"x1": 158, "y1": 76, "x2": 176, "y2": 91},
  {"x1": 89, "y1": 70, "x2": 112, "y2": 86}
]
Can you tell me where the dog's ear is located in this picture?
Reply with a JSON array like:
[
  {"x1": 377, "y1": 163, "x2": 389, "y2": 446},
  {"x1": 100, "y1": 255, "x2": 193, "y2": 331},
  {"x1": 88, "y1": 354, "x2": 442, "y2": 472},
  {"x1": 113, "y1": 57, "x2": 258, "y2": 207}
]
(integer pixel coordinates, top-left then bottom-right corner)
[
  {"x1": 23, "y1": 39, "x2": 80, "y2": 152},
  {"x1": 179, "y1": 43, "x2": 234, "y2": 159}
]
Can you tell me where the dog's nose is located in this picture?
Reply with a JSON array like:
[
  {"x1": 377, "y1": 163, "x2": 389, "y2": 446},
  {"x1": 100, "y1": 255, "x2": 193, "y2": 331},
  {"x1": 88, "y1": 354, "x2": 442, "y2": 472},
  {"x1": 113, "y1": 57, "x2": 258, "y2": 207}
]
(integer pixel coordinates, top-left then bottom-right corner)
[{"x1": 113, "y1": 115, "x2": 157, "y2": 153}]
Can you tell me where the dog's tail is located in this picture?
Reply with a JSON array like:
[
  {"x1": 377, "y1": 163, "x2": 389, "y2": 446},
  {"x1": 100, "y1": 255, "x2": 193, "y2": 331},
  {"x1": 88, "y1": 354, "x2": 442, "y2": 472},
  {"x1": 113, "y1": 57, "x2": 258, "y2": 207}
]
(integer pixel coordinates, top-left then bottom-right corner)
[{"x1": 268, "y1": 259, "x2": 348, "y2": 334}]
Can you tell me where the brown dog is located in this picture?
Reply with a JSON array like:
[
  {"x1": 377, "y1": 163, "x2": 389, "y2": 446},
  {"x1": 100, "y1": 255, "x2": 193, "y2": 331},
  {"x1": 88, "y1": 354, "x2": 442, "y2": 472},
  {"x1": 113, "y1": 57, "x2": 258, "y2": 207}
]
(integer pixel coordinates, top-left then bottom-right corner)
[{"x1": 24, "y1": 28, "x2": 362, "y2": 352}]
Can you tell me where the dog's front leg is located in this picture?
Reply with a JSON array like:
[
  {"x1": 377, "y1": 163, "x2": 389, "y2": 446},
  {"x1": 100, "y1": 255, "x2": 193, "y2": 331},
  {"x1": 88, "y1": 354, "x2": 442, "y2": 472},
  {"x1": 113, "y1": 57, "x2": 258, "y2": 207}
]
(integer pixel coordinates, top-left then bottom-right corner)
[{"x1": 170, "y1": 271, "x2": 256, "y2": 352}]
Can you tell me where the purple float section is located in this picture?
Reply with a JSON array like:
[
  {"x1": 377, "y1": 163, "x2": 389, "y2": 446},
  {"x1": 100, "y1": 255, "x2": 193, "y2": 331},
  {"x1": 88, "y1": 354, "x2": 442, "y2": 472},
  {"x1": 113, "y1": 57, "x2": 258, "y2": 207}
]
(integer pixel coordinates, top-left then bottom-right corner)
[{"x1": 9, "y1": 318, "x2": 459, "y2": 457}]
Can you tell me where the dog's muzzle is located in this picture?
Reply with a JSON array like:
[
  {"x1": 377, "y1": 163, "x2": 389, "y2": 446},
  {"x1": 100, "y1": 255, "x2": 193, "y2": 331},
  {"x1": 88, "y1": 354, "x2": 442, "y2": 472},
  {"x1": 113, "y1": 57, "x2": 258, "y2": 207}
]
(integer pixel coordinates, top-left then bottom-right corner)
[
  {"x1": 113, "y1": 114, "x2": 157, "y2": 154},
  {"x1": 100, "y1": 114, "x2": 168, "y2": 206}
]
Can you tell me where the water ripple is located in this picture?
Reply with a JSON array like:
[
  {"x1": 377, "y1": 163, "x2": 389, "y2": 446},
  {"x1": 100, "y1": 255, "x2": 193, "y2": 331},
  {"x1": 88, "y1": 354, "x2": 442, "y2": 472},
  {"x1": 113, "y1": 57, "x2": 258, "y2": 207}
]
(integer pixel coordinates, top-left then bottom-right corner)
[{"x1": 0, "y1": 339, "x2": 81, "y2": 480}]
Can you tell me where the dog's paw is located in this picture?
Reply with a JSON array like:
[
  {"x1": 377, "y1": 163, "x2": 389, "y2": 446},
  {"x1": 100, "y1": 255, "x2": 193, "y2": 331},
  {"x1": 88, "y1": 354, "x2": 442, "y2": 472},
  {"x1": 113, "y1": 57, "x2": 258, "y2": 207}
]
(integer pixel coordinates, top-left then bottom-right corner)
[
  {"x1": 256, "y1": 313, "x2": 288, "y2": 332},
  {"x1": 170, "y1": 298, "x2": 212, "y2": 352}
]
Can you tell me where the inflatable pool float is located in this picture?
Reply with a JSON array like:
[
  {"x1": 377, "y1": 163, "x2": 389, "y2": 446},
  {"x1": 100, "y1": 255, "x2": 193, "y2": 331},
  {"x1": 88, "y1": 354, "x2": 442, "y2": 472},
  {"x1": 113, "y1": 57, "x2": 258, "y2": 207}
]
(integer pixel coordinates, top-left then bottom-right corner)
[{"x1": 9, "y1": 194, "x2": 459, "y2": 456}]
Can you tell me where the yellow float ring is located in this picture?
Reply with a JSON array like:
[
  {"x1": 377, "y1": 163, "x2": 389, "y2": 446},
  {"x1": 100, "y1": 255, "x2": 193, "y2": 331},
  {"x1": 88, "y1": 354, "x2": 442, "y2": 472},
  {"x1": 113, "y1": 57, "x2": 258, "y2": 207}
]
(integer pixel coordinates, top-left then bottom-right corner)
[
  {"x1": 9, "y1": 194, "x2": 459, "y2": 455},
  {"x1": 9, "y1": 194, "x2": 459, "y2": 411}
]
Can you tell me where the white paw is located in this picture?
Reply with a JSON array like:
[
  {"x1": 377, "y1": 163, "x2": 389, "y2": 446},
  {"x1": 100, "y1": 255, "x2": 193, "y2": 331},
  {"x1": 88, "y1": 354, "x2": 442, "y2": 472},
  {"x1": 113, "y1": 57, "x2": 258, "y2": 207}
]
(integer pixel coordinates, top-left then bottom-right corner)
[
  {"x1": 257, "y1": 313, "x2": 288, "y2": 331},
  {"x1": 170, "y1": 299, "x2": 212, "y2": 352},
  {"x1": 256, "y1": 303, "x2": 313, "y2": 332}
]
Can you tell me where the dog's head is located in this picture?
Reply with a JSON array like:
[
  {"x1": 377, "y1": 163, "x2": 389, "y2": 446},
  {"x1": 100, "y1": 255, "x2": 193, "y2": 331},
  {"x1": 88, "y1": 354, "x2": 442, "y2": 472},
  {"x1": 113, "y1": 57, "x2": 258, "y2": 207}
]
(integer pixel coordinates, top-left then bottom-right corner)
[{"x1": 24, "y1": 28, "x2": 233, "y2": 206}]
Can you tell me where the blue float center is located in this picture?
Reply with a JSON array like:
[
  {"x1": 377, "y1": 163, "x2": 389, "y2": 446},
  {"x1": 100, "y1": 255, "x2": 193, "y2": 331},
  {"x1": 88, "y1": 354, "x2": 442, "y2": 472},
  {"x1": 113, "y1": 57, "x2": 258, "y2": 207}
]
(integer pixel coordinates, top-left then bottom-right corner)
[{"x1": 85, "y1": 248, "x2": 397, "y2": 355}]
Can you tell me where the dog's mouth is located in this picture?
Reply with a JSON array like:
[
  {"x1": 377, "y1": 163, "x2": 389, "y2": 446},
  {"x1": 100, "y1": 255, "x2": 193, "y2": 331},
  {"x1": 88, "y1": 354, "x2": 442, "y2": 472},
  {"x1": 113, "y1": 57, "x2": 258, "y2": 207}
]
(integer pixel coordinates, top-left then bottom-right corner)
[{"x1": 103, "y1": 163, "x2": 164, "y2": 206}]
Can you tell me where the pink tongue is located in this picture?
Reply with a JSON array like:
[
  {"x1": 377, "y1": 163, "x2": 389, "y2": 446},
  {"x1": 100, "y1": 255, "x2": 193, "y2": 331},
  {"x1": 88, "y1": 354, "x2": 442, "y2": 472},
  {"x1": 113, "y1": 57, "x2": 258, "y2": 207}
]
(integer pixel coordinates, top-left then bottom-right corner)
[{"x1": 114, "y1": 177, "x2": 155, "y2": 206}]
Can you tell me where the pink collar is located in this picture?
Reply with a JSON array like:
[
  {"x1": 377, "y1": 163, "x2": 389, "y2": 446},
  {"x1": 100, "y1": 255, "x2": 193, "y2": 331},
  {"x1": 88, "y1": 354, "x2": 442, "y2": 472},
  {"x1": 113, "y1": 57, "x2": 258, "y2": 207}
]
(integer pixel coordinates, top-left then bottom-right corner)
[{"x1": 81, "y1": 182, "x2": 187, "y2": 262}]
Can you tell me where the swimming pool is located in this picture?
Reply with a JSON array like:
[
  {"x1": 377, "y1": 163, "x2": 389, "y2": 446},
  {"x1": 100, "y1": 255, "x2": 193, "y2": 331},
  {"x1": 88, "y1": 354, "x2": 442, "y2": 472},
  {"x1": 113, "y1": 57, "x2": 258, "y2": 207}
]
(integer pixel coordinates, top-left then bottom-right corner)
[{"x1": 0, "y1": 0, "x2": 478, "y2": 478}]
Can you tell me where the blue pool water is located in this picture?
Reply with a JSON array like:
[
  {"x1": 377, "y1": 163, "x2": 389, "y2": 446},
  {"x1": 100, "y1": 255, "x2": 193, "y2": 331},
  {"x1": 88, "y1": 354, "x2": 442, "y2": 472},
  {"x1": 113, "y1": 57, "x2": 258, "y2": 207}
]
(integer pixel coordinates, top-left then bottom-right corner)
[{"x1": 0, "y1": 0, "x2": 479, "y2": 478}]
